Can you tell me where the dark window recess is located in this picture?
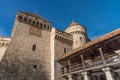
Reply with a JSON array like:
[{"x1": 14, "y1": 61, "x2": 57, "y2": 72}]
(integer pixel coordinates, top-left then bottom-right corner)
[
  {"x1": 67, "y1": 65, "x2": 69, "y2": 73},
  {"x1": 33, "y1": 65, "x2": 38, "y2": 69},
  {"x1": 64, "y1": 48, "x2": 67, "y2": 53},
  {"x1": 61, "y1": 67, "x2": 64, "y2": 74},
  {"x1": 80, "y1": 37, "x2": 82, "y2": 42},
  {"x1": 32, "y1": 44, "x2": 36, "y2": 51}
]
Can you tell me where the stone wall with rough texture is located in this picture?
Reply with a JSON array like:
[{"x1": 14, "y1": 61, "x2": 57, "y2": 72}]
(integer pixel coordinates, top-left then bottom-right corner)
[
  {"x1": 54, "y1": 38, "x2": 72, "y2": 80},
  {"x1": 0, "y1": 15, "x2": 51, "y2": 80},
  {"x1": 65, "y1": 22, "x2": 88, "y2": 49},
  {"x1": 0, "y1": 37, "x2": 11, "y2": 61}
]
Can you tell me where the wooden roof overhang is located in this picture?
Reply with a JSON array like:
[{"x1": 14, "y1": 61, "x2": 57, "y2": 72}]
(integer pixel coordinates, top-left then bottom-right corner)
[{"x1": 58, "y1": 29, "x2": 120, "y2": 64}]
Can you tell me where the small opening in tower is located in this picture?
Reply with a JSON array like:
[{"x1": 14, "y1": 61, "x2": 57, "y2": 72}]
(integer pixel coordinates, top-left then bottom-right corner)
[
  {"x1": 32, "y1": 44, "x2": 36, "y2": 51},
  {"x1": 61, "y1": 67, "x2": 64, "y2": 74},
  {"x1": 80, "y1": 37, "x2": 82, "y2": 42},
  {"x1": 64, "y1": 48, "x2": 67, "y2": 53}
]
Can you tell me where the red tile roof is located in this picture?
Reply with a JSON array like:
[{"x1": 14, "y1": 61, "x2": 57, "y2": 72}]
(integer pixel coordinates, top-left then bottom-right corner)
[{"x1": 59, "y1": 28, "x2": 120, "y2": 60}]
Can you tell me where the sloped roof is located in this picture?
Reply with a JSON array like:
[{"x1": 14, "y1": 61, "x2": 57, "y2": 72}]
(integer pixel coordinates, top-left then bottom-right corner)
[
  {"x1": 59, "y1": 28, "x2": 120, "y2": 60},
  {"x1": 69, "y1": 21, "x2": 79, "y2": 26},
  {"x1": 67, "y1": 21, "x2": 85, "y2": 29}
]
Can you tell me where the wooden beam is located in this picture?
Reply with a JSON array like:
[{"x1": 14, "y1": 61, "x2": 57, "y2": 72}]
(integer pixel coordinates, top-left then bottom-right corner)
[
  {"x1": 80, "y1": 55, "x2": 85, "y2": 70},
  {"x1": 67, "y1": 60, "x2": 71, "y2": 72},
  {"x1": 98, "y1": 48, "x2": 106, "y2": 65}
]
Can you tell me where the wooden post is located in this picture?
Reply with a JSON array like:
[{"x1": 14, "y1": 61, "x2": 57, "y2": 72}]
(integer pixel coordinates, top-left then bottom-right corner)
[
  {"x1": 80, "y1": 55, "x2": 85, "y2": 69},
  {"x1": 68, "y1": 60, "x2": 71, "y2": 72},
  {"x1": 98, "y1": 48, "x2": 106, "y2": 65}
]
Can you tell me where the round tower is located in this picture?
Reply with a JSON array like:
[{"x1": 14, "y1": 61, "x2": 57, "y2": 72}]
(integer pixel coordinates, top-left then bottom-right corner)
[{"x1": 65, "y1": 21, "x2": 87, "y2": 49}]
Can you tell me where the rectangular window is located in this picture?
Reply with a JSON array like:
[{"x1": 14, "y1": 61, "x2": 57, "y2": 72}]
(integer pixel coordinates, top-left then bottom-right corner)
[
  {"x1": 32, "y1": 44, "x2": 36, "y2": 51},
  {"x1": 64, "y1": 48, "x2": 67, "y2": 53}
]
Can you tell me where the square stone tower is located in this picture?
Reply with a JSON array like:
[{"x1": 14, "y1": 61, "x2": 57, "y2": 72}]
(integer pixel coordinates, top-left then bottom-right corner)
[{"x1": 0, "y1": 11, "x2": 52, "y2": 80}]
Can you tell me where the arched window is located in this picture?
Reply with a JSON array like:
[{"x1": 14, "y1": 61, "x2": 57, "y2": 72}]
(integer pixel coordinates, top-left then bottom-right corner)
[
  {"x1": 47, "y1": 25, "x2": 49, "y2": 29},
  {"x1": 32, "y1": 21, "x2": 36, "y2": 26},
  {"x1": 18, "y1": 16, "x2": 23, "y2": 21},
  {"x1": 78, "y1": 31, "x2": 80, "y2": 34},
  {"x1": 44, "y1": 24, "x2": 46, "y2": 28},
  {"x1": 28, "y1": 19, "x2": 32, "y2": 25},
  {"x1": 36, "y1": 22, "x2": 39, "y2": 27},
  {"x1": 39, "y1": 23, "x2": 42, "y2": 29},
  {"x1": 80, "y1": 31, "x2": 82, "y2": 34},
  {"x1": 23, "y1": 18, "x2": 28, "y2": 23}
]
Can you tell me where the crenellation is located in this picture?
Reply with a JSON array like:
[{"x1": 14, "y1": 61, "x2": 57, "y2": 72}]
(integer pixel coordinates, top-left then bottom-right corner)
[
  {"x1": 55, "y1": 30, "x2": 73, "y2": 40},
  {"x1": 65, "y1": 21, "x2": 88, "y2": 49},
  {"x1": 55, "y1": 35, "x2": 72, "y2": 46},
  {"x1": 17, "y1": 12, "x2": 51, "y2": 32}
]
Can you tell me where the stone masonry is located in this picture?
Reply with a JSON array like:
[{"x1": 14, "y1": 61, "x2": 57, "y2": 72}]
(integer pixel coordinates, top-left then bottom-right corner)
[{"x1": 0, "y1": 11, "x2": 89, "y2": 80}]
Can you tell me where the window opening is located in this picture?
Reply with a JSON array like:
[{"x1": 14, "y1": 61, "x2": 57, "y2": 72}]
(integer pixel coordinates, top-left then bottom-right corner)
[
  {"x1": 64, "y1": 48, "x2": 67, "y2": 53},
  {"x1": 32, "y1": 44, "x2": 36, "y2": 51}
]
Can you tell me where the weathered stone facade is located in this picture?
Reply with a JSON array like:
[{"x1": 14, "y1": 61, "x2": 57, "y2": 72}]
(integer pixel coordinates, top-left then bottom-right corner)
[
  {"x1": 0, "y1": 12, "x2": 52, "y2": 80},
  {"x1": 0, "y1": 11, "x2": 90, "y2": 80}
]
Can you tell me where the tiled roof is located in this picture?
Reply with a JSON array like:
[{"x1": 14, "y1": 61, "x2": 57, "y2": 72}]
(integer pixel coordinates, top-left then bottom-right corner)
[
  {"x1": 69, "y1": 21, "x2": 79, "y2": 27},
  {"x1": 67, "y1": 21, "x2": 85, "y2": 29},
  {"x1": 59, "y1": 28, "x2": 120, "y2": 60}
]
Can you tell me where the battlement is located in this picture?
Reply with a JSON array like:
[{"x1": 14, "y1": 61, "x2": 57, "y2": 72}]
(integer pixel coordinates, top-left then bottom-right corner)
[
  {"x1": 55, "y1": 29, "x2": 73, "y2": 45},
  {"x1": 0, "y1": 37, "x2": 11, "y2": 47},
  {"x1": 16, "y1": 11, "x2": 52, "y2": 32}
]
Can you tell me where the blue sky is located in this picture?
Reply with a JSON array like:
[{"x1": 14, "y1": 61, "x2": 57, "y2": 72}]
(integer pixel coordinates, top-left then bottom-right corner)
[{"x1": 0, "y1": 0, "x2": 120, "y2": 40}]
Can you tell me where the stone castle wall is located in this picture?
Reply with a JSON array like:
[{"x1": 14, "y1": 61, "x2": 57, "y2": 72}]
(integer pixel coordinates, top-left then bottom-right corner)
[
  {"x1": 0, "y1": 13, "x2": 51, "y2": 80},
  {"x1": 0, "y1": 37, "x2": 11, "y2": 61},
  {"x1": 54, "y1": 39, "x2": 72, "y2": 80},
  {"x1": 54, "y1": 29, "x2": 73, "y2": 80}
]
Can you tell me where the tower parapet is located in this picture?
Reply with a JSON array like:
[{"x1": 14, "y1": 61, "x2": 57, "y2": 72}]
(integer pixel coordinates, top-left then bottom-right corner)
[
  {"x1": 12, "y1": 11, "x2": 52, "y2": 37},
  {"x1": 0, "y1": 37, "x2": 11, "y2": 47},
  {"x1": 55, "y1": 29, "x2": 73, "y2": 45},
  {"x1": 16, "y1": 11, "x2": 51, "y2": 31},
  {"x1": 65, "y1": 21, "x2": 88, "y2": 49}
]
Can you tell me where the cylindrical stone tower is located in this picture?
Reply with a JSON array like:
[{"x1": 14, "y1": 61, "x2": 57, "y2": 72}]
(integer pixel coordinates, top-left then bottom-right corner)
[{"x1": 65, "y1": 21, "x2": 87, "y2": 49}]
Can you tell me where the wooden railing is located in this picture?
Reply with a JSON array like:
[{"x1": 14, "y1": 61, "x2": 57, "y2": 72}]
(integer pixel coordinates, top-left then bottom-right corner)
[
  {"x1": 85, "y1": 60, "x2": 104, "y2": 69},
  {"x1": 62, "y1": 55, "x2": 120, "y2": 75},
  {"x1": 70, "y1": 63, "x2": 83, "y2": 72},
  {"x1": 106, "y1": 55, "x2": 120, "y2": 65}
]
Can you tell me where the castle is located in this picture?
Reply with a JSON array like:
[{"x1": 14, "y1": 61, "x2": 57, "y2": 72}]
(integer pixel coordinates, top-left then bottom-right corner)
[{"x1": 0, "y1": 11, "x2": 120, "y2": 80}]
